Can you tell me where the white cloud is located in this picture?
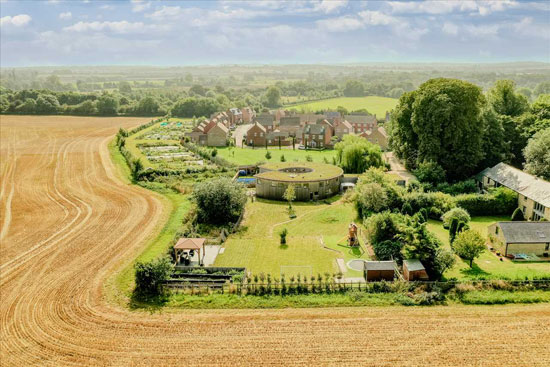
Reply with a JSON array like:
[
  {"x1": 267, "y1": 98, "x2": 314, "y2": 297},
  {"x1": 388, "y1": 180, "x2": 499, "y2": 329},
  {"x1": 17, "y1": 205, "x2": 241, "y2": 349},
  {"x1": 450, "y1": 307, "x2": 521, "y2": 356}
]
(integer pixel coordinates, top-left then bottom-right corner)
[
  {"x1": 388, "y1": 1, "x2": 518, "y2": 16},
  {"x1": 442, "y1": 22, "x2": 458, "y2": 35},
  {"x1": 512, "y1": 16, "x2": 550, "y2": 40},
  {"x1": 317, "y1": 16, "x2": 364, "y2": 32},
  {"x1": 100, "y1": 5, "x2": 114, "y2": 10},
  {"x1": 0, "y1": 14, "x2": 31, "y2": 27},
  {"x1": 132, "y1": 0, "x2": 151, "y2": 13},
  {"x1": 59, "y1": 12, "x2": 72, "y2": 20},
  {"x1": 312, "y1": 0, "x2": 348, "y2": 14},
  {"x1": 359, "y1": 10, "x2": 398, "y2": 26},
  {"x1": 64, "y1": 20, "x2": 150, "y2": 34}
]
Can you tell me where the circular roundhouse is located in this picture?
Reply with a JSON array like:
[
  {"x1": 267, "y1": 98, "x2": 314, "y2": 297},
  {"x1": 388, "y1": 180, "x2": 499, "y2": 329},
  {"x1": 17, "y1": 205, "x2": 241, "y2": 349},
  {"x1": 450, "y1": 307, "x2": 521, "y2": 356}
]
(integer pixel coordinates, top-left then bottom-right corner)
[{"x1": 254, "y1": 162, "x2": 344, "y2": 201}]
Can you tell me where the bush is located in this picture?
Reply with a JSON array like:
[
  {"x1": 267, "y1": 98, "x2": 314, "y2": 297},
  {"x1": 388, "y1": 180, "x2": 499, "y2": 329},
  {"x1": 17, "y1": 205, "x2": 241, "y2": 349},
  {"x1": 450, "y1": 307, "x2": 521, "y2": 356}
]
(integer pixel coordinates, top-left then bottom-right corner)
[
  {"x1": 442, "y1": 207, "x2": 471, "y2": 229},
  {"x1": 511, "y1": 208, "x2": 524, "y2": 221},
  {"x1": 413, "y1": 161, "x2": 447, "y2": 185},
  {"x1": 279, "y1": 228, "x2": 288, "y2": 245},
  {"x1": 455, "y1": 187, "x2": 517, "y2": 216},
  {"x1": 193, "y1": 178, "x2": 247, "y2": 225},
  {"x1": 134, "y1": 257, "x2": 172, "y2": 297}
]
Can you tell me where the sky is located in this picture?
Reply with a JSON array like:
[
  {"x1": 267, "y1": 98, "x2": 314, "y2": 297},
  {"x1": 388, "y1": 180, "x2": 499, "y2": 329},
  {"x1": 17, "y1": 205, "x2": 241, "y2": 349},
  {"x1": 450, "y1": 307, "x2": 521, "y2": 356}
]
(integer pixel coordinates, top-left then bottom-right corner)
[{"x1": 1, "y1": 0, "x2": 549, "y2": 67}]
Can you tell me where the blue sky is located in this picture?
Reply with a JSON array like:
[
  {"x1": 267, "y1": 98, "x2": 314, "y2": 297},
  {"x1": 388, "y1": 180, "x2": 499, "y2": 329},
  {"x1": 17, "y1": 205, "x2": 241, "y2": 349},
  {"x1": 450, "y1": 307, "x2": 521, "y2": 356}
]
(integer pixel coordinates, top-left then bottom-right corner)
[{"x1": 1, "y1": 0, "x2": 549, "y2": 66}]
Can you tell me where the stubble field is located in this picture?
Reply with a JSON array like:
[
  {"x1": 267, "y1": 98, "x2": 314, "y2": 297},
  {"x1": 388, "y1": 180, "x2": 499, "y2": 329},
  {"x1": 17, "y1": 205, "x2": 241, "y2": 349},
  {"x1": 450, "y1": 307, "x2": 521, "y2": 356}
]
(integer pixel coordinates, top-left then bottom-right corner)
[{"x1": 0, "y1": 115, "x2": 549, "y2": 366}]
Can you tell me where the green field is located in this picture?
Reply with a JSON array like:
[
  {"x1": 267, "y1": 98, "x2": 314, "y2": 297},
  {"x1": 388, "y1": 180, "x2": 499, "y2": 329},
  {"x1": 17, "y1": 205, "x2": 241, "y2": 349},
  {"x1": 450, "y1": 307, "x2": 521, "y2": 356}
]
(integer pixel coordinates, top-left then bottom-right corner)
[
  {"x1": 215, "y1": 146, "x2": 338, "y2": 166},
  {"x1": 286, "y1": 96, "x2": 399, "y2": 117},
  {"x1": 215, "y1": 198, "x2": 369, "y2": 277},
  {"x1": 427, "y1": 217, "x2": 550, "y2": 280}
]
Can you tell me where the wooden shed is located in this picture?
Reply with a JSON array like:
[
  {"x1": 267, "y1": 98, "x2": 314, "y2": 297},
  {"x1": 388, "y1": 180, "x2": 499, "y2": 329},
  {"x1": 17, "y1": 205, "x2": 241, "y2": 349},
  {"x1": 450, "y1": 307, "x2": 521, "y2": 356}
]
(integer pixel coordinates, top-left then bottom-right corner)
[
  {"x1": 364, "y1": 261, "x2": 396, "y2": 281},
  {"x1": 403, "y1": 259, "x2": 429, "y2": 281}
]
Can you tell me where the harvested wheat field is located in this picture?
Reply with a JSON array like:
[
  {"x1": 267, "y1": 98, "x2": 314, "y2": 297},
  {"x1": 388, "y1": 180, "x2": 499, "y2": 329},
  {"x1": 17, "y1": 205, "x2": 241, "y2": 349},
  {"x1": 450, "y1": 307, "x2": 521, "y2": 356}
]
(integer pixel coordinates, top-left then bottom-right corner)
[{"x1": 1, "y1": 115, "x2": 549, "y2": 366}]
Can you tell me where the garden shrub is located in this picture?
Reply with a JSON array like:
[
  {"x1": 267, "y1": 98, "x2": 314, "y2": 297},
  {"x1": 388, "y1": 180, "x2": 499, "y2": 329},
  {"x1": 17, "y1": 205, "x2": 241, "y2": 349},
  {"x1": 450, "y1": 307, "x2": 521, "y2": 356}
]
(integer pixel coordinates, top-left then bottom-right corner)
[
  {"x1": 442, "y1": 207, "x2": 471, "y2": 229},
  {"x1": 134, "y1": 256, "x2": 173, "y2": 297},
  {"x1": 193, "y1": 178, "x2": 247, "y2": 225}
]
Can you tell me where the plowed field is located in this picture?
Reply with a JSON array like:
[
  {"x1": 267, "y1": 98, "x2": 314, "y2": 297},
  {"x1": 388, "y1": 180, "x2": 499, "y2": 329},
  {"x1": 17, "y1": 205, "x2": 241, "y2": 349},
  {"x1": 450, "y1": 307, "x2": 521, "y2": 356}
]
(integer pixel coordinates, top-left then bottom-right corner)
[{"x1": 1, "y1": 115, "x2": 549, "y2": 366}]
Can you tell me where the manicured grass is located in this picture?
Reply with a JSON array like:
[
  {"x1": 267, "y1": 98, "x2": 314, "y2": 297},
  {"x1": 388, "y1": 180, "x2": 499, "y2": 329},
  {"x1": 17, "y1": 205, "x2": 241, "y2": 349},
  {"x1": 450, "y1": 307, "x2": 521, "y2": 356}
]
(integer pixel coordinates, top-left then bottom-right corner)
[
  {"x1": 286, "y1": 96, "x2": 398, "y2": 117},
  {"x1": 427, "y1": 217, "x2": 550, "y2": 280},
  {"x1": 215, "y1": 146, "x2": 338, "y2": 165},
  {"x1": 214, "y1": 198, "x2": 368, "y2": 277}
]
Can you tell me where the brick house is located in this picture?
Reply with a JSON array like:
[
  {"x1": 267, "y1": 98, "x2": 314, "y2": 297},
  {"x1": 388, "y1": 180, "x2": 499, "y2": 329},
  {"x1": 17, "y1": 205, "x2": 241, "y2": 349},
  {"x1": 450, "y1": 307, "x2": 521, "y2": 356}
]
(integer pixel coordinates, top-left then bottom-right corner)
[
  {"x1": 246, "y1": 122, "x2": 267, "y2": 147},
  {"x1": 334, "y1": 119, "x2": 353, "y2": 138},
  {"x1": 279, "y1": 116, "x2": 302, "y2": 136},
  {"x1": 207, "y1": 122, "x2": 229, "y2": 147},
  {"x1": 360, "y1": 126, "x2": 388, "y2": 150},
  {"x1": 267, "y1": 130, "x2": 291, "y2": 146},
  {"x1": 255, "y1": 113, "x2": 275, "y2": 132},
  {"x1": 344, "y1": 114, "x2": 378, "y2": 133},
  {"x1": 302, "y1": 124, "x2": 331, "y2": 148},
  {"x1": 241, "y1": 107, "x2": 256, "y2": 123}
]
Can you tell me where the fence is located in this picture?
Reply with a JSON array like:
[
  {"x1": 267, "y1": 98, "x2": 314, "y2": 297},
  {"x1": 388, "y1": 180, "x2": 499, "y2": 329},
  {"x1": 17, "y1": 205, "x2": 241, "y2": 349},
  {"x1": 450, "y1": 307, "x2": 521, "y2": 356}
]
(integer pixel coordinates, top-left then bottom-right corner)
[{"x1": 164, "y1": 278, "x2": 550, "y2": 296}]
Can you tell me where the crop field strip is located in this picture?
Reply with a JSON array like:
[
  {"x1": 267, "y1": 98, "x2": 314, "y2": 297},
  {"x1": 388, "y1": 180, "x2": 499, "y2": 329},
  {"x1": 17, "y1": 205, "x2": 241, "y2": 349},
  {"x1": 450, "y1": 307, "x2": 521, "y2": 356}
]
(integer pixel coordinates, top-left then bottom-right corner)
[{"x1": 1, "y1": 115, "x2": 549, "y2": 366}]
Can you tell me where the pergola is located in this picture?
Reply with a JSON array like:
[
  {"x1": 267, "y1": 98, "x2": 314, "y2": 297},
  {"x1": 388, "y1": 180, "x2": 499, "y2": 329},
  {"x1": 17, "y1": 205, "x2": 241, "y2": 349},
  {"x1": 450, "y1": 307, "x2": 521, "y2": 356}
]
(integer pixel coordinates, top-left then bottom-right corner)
[{"x1": 173, "y1": 238, "x2": 206, "y2": 266}]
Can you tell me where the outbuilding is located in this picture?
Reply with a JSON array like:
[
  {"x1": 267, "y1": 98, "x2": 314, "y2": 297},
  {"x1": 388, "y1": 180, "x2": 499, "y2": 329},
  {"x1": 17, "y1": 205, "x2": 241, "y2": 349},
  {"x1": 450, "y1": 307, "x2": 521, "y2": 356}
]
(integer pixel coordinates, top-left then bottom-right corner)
[
  {"x1": 488, "y1": 222, "x2": 550, "y2": 257},
  {"x1": 363, "y1": 261, "x2": 396, "y2": 281},
  {"x1": 403, "y1": 259, "x2": 429, "y2": 281}
]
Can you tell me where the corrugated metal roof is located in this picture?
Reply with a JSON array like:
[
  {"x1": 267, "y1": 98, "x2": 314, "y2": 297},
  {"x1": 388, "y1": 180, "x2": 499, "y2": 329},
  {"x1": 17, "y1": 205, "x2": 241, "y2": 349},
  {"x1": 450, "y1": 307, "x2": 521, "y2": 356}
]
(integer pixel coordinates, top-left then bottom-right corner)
[
  {"x1": 498, "y1": 222, "x2": 550, "y2": 243},
  {"x1": 478, "y1": 162, "x2": 550, "y2": 207}
]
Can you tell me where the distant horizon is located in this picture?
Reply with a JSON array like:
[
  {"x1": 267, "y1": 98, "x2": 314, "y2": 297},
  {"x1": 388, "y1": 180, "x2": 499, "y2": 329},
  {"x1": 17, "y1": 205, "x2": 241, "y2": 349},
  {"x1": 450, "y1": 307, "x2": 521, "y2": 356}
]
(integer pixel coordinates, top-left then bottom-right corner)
[
  {"x1": 2, "y1": 61, "x2": 549, "y2": 70},
  {"x1": 1, "y1": 0, "x2": 549, "y2": 67}
]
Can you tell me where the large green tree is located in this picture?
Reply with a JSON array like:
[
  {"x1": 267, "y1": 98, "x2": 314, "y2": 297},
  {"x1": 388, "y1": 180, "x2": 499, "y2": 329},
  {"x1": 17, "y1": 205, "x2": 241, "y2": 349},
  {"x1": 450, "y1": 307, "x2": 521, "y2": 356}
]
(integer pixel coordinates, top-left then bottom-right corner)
[
  {"x1": 523, "y1": 127, "x2": 550, "y2": 180},
  {"x1": 96, "y1": 94, "x2": 119, "y2": 115},
  {"x1": 335, "y1": 135, "x2": 383, "y2": 174},
  {"x1": 389, "y1": 78, "x2": 485, "y2": 181},
  {"x1": 193, "y1": 178, "x2": 247, "y2": 225},
  {"x1": 264, "y1": 86, "x2": 281, "y2": 108}
]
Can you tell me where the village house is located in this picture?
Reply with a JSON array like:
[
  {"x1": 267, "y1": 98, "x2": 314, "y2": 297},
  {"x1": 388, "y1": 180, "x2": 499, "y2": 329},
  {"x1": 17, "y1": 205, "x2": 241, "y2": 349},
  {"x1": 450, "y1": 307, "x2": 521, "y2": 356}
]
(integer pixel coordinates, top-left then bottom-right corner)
[
  {"x1": 333, "y1": 119, "x2": 353, "y2": 138},
  {"x1": 344, "y1": 114, "x2": 378, "y2": 133},
  {"x1": 278, "y1": 116, "x2": 302, "y2": 136},
  {"x1": 207, "y1": 122, "x2": 229, "y2": 147},
  {"x1": 488, "y1": 222, "x2": 550, "y2": 257},
  {"x1": 476, "y1": 162, "x2": 550, "y2": 221},
  {"x1": 360, "y1": 126, "x2": 389, "y2": 150},
  {"x1": 255, "y1": 113, "x2": 276, "y2": 132},
  {"x1": 246, "y1": 122, "x2": 267, "y2": 147},
  {"x1": 302, "y1": 123, "x2": 331, "y2": 148},
  {"x1": 297, "y1": 113, "x2": 326, "y2": 125},
  {"x1": 227, "y1": 108, "x2": 242, "y2": 125},
  {"x1": 317, "y1": 119, "x2": 334, "y2": 136},
  {"x1": 241, "y1": 107, "x2": 256, "y2": 123},
  {"x1": 267, "y1": 130, "x2": 291, "y2": 146}
]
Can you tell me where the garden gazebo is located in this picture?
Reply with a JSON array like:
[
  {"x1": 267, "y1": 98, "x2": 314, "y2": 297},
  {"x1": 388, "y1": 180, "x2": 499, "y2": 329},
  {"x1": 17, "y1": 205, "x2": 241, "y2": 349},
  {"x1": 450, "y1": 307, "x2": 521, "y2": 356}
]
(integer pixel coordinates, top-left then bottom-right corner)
[{"x1": 173, "y1": 238, "x2": 206, "y2": 266}]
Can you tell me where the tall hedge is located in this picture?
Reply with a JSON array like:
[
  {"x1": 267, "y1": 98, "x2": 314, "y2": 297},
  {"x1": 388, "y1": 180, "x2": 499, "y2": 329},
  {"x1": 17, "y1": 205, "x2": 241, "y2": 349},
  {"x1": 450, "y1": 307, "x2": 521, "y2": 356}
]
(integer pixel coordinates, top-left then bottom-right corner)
[{"x1": 455, "y1": 187, "x2": 517, "y2": 216}]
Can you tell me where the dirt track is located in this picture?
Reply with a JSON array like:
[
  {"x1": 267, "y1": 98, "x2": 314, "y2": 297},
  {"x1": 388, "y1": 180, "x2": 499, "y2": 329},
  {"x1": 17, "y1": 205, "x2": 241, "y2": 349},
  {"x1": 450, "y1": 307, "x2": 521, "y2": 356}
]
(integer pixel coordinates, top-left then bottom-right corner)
[{"x1": 1, "y1": 115, "x2": 549, "y2": 366}]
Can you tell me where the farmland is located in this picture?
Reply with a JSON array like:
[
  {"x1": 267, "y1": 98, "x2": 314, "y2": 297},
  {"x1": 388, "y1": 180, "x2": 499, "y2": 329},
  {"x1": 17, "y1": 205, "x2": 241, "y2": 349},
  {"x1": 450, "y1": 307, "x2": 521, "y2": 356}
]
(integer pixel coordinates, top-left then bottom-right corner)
[
  {"x1": 1, "y1": 115, "x2": 549, "y2": 366},
  {"x1": 287, "y1": 96, "x2": 399, "y2": 117}
]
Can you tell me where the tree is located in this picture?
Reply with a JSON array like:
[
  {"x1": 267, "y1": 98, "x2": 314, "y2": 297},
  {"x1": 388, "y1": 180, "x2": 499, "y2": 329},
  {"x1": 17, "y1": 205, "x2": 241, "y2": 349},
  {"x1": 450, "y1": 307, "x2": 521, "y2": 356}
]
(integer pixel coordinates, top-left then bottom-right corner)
[
  {"x1": 511, "y1": 208, "x2": 525, "y2": 221},
  {"x1": 388, "y1": 78, "x2": 486, "y2": 181},
  {"x1": 279, "y1": 228, "x2": 288, "y2": 245},
  {"x1": 134, "y1": 256, "x2": 172, "y2": 297},
  {"x1": 413, "y1": 161, "x2": 446, "y2": 185},
  {"x1": 453, "y1": 230, "x2": 486, "y2": 267},
  {"x1": 356, "y1": 183, "x2": 388, "y2": 214},
  {"x1": 434, "y1": 248, "x2": 456, "y2": 280},
  {"x1": 283, "y1": 184, "x2": 296, "y2": 209},
  {"x1": 192, "y1": 178, "x2": 247, "y2": 225},
  {"x1": 265, "y1": 86, "x2": 281, "y2": 108},
  {"x1": 364, "y1": 211, "x2": 405, "y2": 261},
  {"x1": 479, "y1": 107, "x2": 509, "y2": 168},
  {"x1": 442, "y1": 208, "x2": 471, "y2": 229},
  {"x1": 343, "y1": 80, "x2": 365, "y2": 97},
  {"x1": 400, "y1": 222, "x2": 443, "y2": 278},
  {"x1": 265, "y1": 151, "x2": 272, "y2": 160},
  {"x1": 97, "y1": 94, "x2": 119, "y2": 115},
  {"x1": 132, "y1": 158, "x2": 143, "y2": 181},
  {"x1": 336, "y1": 105, "x2": 348, "y2": 116},
  {"x1": 523, "y1": 128, "x2": 550, "y2": 180},
  {"x1": 487, "y1": 80, "x2": 529, "y2": 117},
  {"x1": 135, "y1": 96, "x2": 159, "y2": 115},
  {"x1": 118, "y1": 81, "x2": 133, "y2": 94},
  {"x1": 35, "y1": 94, "x2": 60, "y2": 114},
  {"x1": 335, "y1": 135, "x2": 384, "y2": 174},
  {"x1": 280, "y1": 154, "x2": 286, "y2": 162}
]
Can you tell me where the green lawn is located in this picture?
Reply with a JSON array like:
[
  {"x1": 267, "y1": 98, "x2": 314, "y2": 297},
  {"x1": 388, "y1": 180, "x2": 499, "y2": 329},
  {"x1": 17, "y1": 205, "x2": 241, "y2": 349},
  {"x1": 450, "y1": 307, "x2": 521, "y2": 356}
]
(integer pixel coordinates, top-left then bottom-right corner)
[
  {"x1": 214, "y1": 198, "x2": 368, "y2": 277},
  {"x1": 427, "y1": 217, "x2": 550, "y2": 280},
  {"x1": 215, "y1": 146, "x2": 338, "y2": 166},
  {"x1": 286, "y1": 96, "x2": 398, "y2": 117}
]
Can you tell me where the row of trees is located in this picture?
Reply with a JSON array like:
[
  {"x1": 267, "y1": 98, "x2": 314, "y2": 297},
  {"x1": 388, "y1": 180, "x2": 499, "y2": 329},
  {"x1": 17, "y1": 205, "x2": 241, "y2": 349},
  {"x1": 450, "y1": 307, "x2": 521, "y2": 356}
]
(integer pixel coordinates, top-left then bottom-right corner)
[{"x1": 388, "y1": 79, "x2": 550, "y2": 182}]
